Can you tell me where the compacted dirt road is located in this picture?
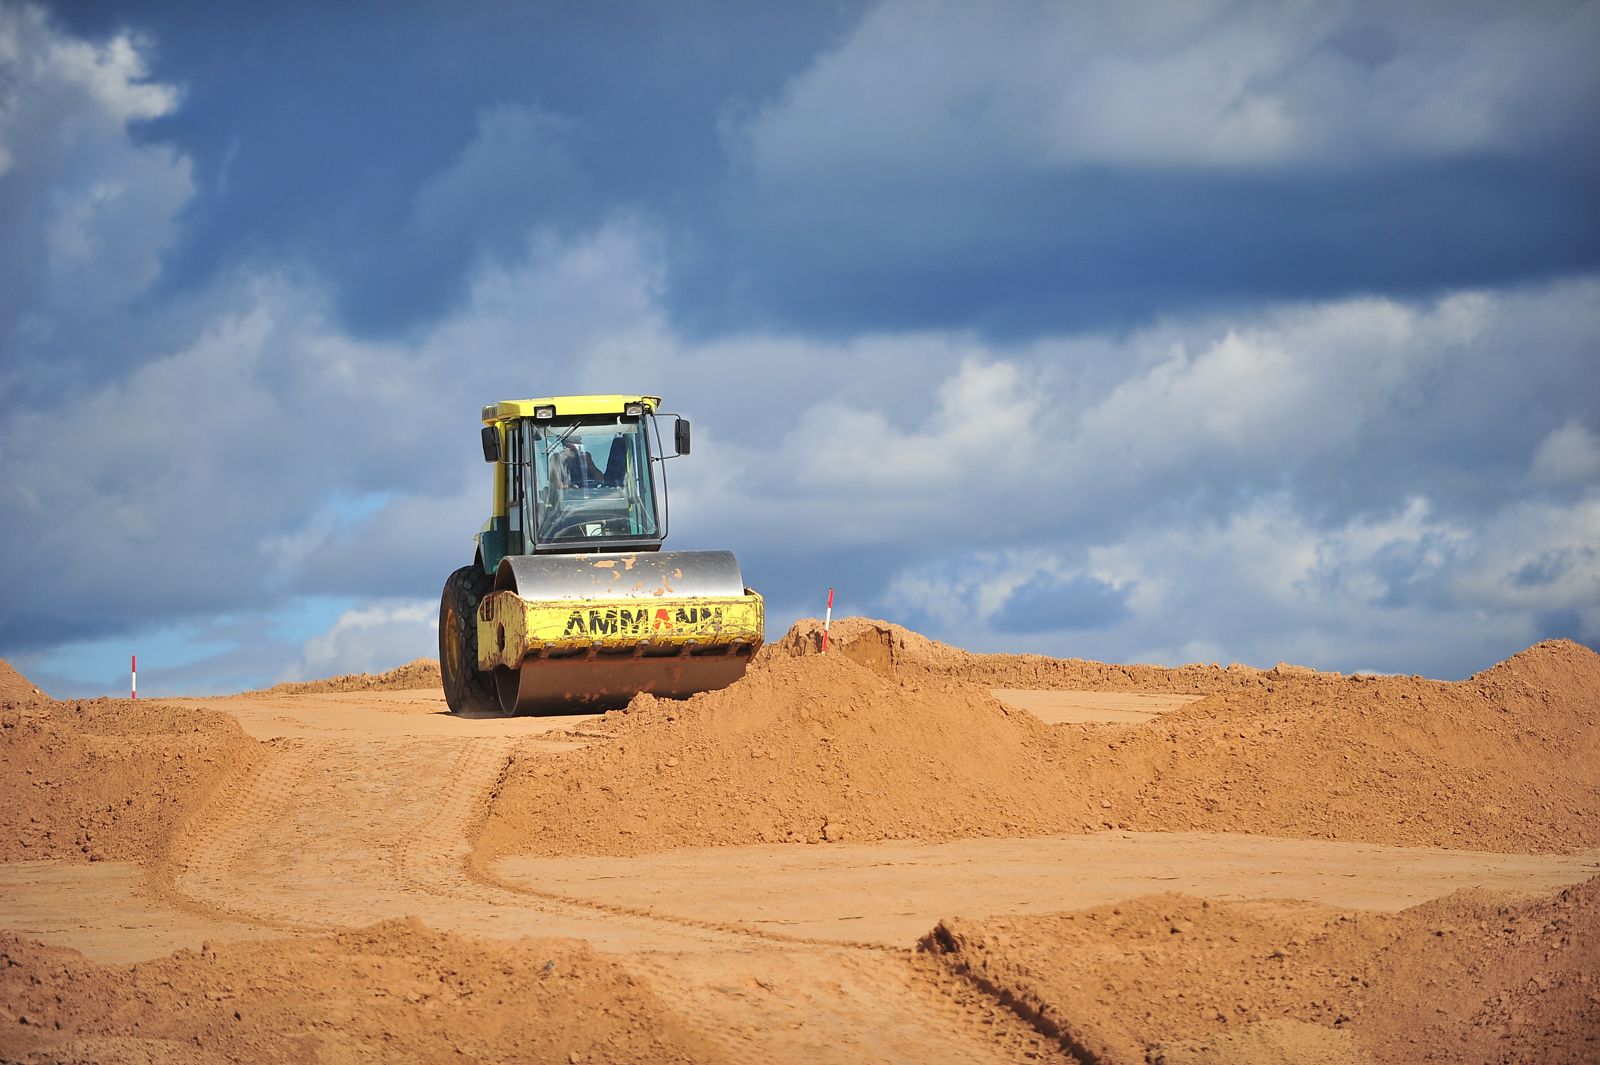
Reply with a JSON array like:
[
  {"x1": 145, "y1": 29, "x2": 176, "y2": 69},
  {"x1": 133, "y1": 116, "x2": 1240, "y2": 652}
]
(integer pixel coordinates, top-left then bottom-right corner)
[{"x1": 2, "y1": 619, "x2": 1597, "y2": 1063}]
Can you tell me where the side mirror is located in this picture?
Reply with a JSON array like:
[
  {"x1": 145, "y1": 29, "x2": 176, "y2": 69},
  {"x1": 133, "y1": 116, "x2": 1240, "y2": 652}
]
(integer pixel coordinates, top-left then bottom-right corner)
[
  {"x1": 481, "y1": 426, "x2": 502, "y2": 463},
  {"x1": 674, "y1": 418, "x2": 691, "y2": 456}
]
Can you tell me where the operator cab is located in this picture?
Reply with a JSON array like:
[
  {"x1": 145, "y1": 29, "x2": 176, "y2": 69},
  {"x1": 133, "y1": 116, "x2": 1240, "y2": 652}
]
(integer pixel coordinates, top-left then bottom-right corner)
[
  {"x1": 530, "y1": 418, "x2": 658, "y2": 544},
  {"x1": 478, "y1": 395, "x2": 689, "y2": 566}
]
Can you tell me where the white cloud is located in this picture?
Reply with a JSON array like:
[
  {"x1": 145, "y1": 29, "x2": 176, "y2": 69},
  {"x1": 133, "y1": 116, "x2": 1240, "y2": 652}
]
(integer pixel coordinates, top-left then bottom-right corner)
[
  {"x1": 676, "y1": 279, "x2": 1596, "y2": 561},
  {"x1": 1072, "y1": 292, "x2": 1484, "y2": 480},
  {"x1": 793, "y1": 358, "x2": 1044, "y2": 488},
  {"x1": 1447, "y1": 495, "x2": 1600, "y2": 631},
  {"x1": 0, "y1": 215, "x2": 726, "y2": 644},
  {"x1": 731, "y1": 0, "x2": 1600, "y2": 182},
  {"x1": 0, "y1": 2, "x2": 192, "y2": 331},
  {"x1": 31, "y1": 17, "x2": 177, "y2": 125},
  {"x1": 884, "y1": 489, "x2": 1595, "y2": 677},
  {"x1": 288, "y1": 600, "x2": 437, "y2": 681},
  {"x1": 1530, "y1": 419, "x2": 1600, "y2": 487}
]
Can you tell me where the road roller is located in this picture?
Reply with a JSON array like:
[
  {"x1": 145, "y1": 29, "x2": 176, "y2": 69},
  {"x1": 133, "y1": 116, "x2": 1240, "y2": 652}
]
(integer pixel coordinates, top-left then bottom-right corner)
[{"x1": 438, "y1": 394, "x2": 764, "y2": 714}]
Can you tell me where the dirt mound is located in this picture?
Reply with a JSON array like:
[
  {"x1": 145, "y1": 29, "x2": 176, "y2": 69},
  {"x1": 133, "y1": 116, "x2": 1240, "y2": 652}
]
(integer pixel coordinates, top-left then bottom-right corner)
[
  {"x1": 1113, "y1": 641, "x2": 1600, "y2": 852},
  {"x1": 0, "y1": 699, "x2": 260, "y2": 864},
  {"x1": 0, "y1": 659, "x2": 48, "y2": 706},
  {"x1": 477, "y1": 652, "x2": 1109, "y2": 859},
  {"x1": 0, "y1": 919, "x2": 725, "y2": 1064},
  {"x1": 1355, "y1": 876, "x2": 1600, "y2": 1064},
  {"x1": 920, "y1": 875, "x2": 1600, "y2": 1065},
  {"x1": 765, "y1": 616, "x2": 1278, "y2": 692},
  {"x1": 257, "y1": 657, "x2": 441, "y2": 695},
  {"x1": 1469, "y1": 637, "x2": 1600, "y2": 698},
  {"x1": 480, "y1": 621, "x2": 1600, "y2": 859},
  {"x1": 756, "y1": 616, "x2": 948, "y2": 672}
]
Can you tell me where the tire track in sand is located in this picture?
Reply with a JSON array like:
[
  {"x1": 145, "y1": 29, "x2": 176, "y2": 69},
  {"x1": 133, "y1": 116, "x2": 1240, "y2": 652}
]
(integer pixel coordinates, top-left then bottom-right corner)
[
  {"x1": 156, "y1": 733, "x2": 1064, "y2": 1065},
  {"x1": 160, "y1": 736, "x2": 723, "y2": 947},
  {"x1": 152, "y1": 737, "x2": 322, "y2": 931}
]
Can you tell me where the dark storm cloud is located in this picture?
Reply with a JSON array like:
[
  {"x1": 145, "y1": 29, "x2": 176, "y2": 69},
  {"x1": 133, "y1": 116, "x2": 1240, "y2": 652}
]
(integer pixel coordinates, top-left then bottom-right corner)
[
  {"x1": 46, "y1": 0, "x2": 861, "y2": 337},
  {"x1": 39, "y1": 1, "x2": 1600, "y2": 342},
  {"x1": 709, "y1": 0, "x2": 1600, "y2": 335},
  {"x1": 692, "y1": 159, "x2": 1600, "y2": 337}
]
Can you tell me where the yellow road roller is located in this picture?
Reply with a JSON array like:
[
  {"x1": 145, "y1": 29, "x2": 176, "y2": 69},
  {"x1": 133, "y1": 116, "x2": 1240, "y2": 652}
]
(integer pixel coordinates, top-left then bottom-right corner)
[{"x1": 439, "y1": 394, "x2": 764, "y2": 714}]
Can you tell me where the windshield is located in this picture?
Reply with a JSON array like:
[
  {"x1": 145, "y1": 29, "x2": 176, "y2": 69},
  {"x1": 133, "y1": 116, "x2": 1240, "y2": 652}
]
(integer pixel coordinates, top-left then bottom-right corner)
[{"x1": 523, "y1": 417, "x2": 660, "y2": 546}]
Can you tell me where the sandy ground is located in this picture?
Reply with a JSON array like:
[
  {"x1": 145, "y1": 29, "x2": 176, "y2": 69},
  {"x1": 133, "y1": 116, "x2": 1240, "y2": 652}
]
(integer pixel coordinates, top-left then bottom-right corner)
[
  {"x1": 493, "y1": 833, "x2": 1600, "y2": 946},
  {"x1": 2, "y1": 618, "x2": 1597, "y2": 1063},
  {"x1": 991, "y1": 689, "x2": 1205, "y2": 723}
]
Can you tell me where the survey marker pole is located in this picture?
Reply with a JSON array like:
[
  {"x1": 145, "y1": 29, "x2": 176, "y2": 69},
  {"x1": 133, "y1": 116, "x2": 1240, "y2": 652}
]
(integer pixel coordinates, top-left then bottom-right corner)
[{"x1": 822, "y1": 588, "x2": 834, "y2": 653}]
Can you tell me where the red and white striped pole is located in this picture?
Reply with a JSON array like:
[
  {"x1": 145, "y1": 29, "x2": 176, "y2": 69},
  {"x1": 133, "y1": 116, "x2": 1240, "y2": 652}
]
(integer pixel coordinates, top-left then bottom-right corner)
[
  {"x1": 821, "y1": 587, "x2": 834, "y2": 654},
  {"x1": 130, "y1": 654, "x2": 137, "y2": 700}
]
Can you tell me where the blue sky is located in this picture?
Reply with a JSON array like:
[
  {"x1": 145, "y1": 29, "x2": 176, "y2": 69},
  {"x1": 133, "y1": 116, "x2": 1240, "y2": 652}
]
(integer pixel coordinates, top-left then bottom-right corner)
[{"x1": 2, "y1": 0, "x2": 1597, "y2": 696}]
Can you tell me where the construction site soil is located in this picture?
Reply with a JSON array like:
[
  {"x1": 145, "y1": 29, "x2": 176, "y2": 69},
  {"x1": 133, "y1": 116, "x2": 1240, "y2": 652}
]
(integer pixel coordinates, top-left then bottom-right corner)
[
  {"x1": 0, "y1": 700, "x2": 260, "y2": 865},
  {"x1": 2, "y1": 617, "x2": 1597, "y2": 1064},
  {"x1": 0, "y1": 661, "x2": 48, "y2": 706},
  {"x1": 481, "y1": 621, "x2": 1600, "y2": 857}
]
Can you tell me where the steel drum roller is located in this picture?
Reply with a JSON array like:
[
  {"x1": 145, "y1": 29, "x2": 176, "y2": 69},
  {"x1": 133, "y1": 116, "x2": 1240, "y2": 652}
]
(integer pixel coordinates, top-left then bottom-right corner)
[{"x1": 491, "y1": 550, "x2": 758, "y2": 714}]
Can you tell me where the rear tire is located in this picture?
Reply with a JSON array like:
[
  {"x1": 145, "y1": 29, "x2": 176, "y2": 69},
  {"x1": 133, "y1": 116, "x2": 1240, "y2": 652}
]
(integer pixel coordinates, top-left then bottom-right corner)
[{"x1": 439, "y1": 564, "x2": 499, "y2": 714}]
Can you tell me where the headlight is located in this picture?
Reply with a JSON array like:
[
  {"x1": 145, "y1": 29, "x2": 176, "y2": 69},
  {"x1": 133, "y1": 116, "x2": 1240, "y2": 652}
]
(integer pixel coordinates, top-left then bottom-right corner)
[{"x1": 534, "y1": 405, "x2": 555, "y2": 419}]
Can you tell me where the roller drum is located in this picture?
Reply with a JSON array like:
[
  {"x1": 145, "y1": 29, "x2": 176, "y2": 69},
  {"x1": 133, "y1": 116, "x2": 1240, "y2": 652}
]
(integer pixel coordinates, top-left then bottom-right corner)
[
  {"x1": 495, "y1": 652, "x2": 752, "y2": 714},
  {"x1": 492, "y1": 549, "x2": 758, "y2": 714},
  {"x1": 494, "y1": 549, "x2": 747, "y2": 599}
]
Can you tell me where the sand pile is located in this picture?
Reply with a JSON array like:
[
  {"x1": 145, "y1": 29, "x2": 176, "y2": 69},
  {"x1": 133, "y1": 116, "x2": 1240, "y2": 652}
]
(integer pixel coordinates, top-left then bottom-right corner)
[
  {"x1": 1111, "y1": 638, "x2": 1600, "y2": 852},
  {"x1": 0, "y1": 659, "x2": 48, "y2": 706},
  {"x1": 920, "y1": 875, "x2": 1600, "y2": 1065},
  {"x1": 481, "y1": 621, "x2": 1600, "y2": 860},
  {"x1": 257, "y1": 657, "x2": 441, "y2": 695},
  {"x1": 0, "y1": 698, "x2": 259, "y2": 863},
  {"x1": 766, "y1": 617, "x2": 1274, "y2": 693},
  {"x1": 0, "y1": 919, "x2": 724, "y2": 1065},
  {"x1": 478, "y1": 651, "x2": 1123, "y2": 859}
]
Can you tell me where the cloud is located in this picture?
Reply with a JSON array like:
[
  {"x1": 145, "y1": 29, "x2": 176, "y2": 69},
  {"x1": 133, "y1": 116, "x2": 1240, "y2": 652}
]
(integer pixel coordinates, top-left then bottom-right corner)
[
  {"x1": 341, "y1": 102, "x2": 596, "y2": 329},
  {"x1": 1529, "y1": 419, "x2": 1600, "y2": 487},
  {"x1": 1064, "y1": 292, "x2": 1484, "y2": 495},
  {"x1": 683, "y1": 277, "x2": 1599, "y2": 677},
  {"x1": 3, "y1": 171, "x2": 1595, "y2": 684},
  {"x1": 0, "y1": 2, "x2": 192, "y2": 358},
  {"x1": 884, "y1": 489, "x2": 1597, "y2": 678},
  {"x1": 411, "y1": 103, "x2": 586, "y2": 246},
  {"x1": 1445, "y1": 495, "x2": 1600, "y2": 632},
  {"x1": 992, "y1": 572, "x2": 1132, "y2": 634},
  {"x1": 0, "y1": 215, "x2": 689, "y2": 652},
  {"x1": 703, "y1": 0, "x2": 1600, "y2": 334},
  {"x1": 287, "y1": 599, "x2": 437, "y2": 681},
  {"x1": 732, "y1": 0, "x2": 1600, "y2": 179},
  {"x1": 681, "y1": 277, "x2": 1598, "y2": 554},
  {"x1": 889, "y1": 555, "x2": 1133, "y2": 637}
]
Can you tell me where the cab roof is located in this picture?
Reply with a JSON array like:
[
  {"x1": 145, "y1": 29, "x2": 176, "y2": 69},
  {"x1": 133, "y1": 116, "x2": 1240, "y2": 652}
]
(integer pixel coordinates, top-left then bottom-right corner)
[{"x1": 480, "y1": 395, "x2": 661, "y2": 424}]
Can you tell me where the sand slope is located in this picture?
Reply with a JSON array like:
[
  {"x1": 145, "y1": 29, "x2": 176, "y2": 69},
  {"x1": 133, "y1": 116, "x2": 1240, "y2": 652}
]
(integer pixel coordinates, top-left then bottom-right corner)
[
  {"x1": 0, "y1": 920, "x2": 724, "y2": 1064},
  {"x1": 480, "y1": 625, "x2": 1600, "y2": 859},
  {"x1": 921, "y1": 875, "x2": 1600, "y2": 1065},
  {"x1": 3, "y1": 625, "x2": 1597, "y2": 1064},
  {"x1": 0, "y1": 659, "x2": 48, "y2": 706},
  {"x1": 0, "y1": 698, "x2": 260, "y2": 864}
]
